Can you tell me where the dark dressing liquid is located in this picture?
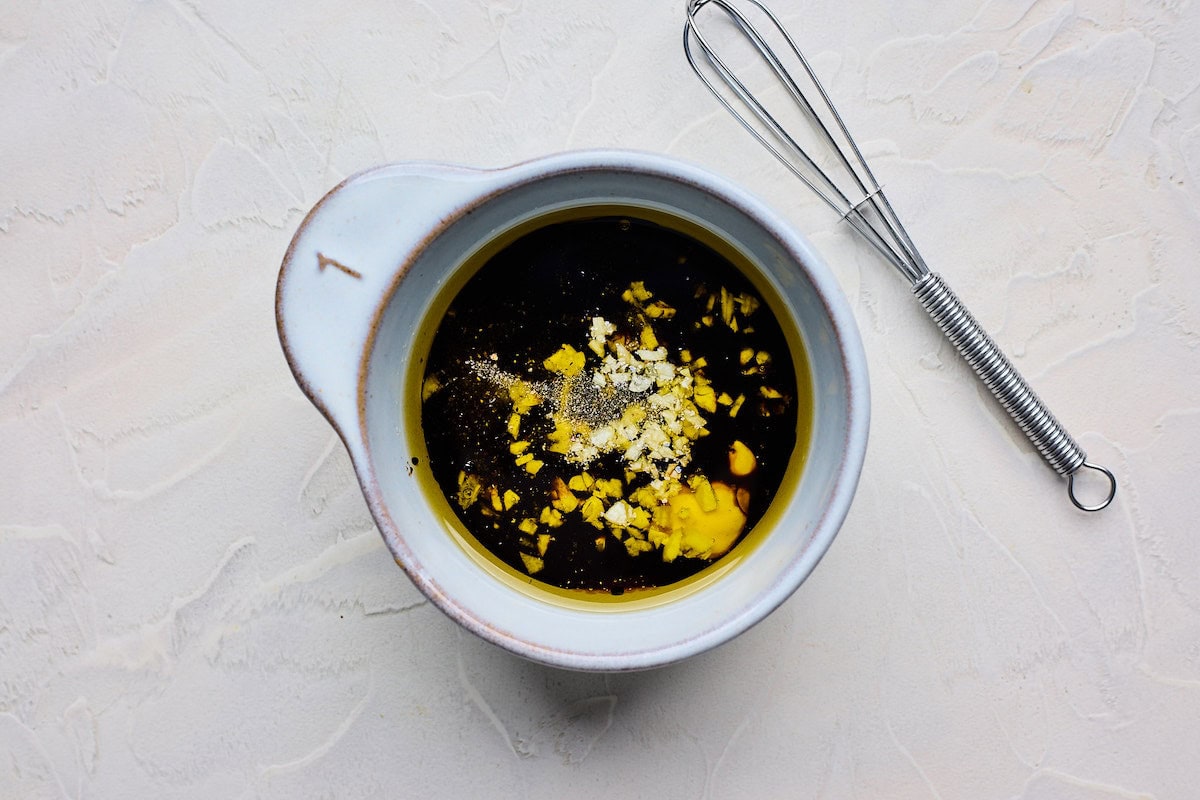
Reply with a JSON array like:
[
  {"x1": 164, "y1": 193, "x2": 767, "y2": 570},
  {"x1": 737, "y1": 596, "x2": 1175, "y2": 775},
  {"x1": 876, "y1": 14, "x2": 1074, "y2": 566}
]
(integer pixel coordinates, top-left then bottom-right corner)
[{"x1": 420, "y1": 213, "x2": 805, "y2": 594}]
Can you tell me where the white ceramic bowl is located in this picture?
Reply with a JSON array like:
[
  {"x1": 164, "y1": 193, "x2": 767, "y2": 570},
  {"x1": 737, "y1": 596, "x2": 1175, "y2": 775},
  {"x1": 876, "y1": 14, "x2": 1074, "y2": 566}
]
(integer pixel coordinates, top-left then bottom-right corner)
[{"x1": 276, "y1": 150, "x2": 869, "y2": 671}]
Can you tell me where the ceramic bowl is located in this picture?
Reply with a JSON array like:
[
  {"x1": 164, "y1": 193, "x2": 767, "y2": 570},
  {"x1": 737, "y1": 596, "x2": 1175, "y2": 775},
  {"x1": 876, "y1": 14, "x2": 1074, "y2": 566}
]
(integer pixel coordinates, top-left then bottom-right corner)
[{"x1": 276, "y1": 149, "x2": 869, "y2": 671}]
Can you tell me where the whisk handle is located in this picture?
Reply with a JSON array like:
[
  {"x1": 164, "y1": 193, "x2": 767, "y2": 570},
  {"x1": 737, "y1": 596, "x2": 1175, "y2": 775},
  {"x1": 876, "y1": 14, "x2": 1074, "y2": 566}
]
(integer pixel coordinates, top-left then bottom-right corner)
[{"x1": 912, "y1": 272, "x2": 1116, "y2": 511}]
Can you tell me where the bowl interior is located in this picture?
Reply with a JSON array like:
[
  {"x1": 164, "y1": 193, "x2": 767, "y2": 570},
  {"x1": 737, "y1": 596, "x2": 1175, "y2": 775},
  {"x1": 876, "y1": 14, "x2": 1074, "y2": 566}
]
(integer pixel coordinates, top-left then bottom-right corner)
[{"x1": 358, "y1": 163, "x2": 865, "y2": 669}]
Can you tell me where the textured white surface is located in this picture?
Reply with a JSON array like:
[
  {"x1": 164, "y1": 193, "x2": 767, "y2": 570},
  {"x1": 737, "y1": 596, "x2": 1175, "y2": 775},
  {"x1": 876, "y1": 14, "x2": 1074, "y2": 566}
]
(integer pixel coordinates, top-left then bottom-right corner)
[{"x1": 3, "y1": 0, "x2": 1197, "y2": 797}]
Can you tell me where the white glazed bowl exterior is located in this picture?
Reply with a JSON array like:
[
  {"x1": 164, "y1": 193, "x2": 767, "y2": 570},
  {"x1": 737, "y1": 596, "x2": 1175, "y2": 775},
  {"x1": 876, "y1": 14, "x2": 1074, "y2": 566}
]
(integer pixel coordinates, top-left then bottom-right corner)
[{"x1": 277, "y1": 150, "x2": 869, "y2": 671}]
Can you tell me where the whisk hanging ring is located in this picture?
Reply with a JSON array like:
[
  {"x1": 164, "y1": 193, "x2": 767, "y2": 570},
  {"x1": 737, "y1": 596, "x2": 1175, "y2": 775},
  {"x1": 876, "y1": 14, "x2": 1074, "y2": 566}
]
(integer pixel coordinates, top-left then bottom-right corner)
[{"x1": 684, "y1": 0, "x2": 1117, "y2": 511}]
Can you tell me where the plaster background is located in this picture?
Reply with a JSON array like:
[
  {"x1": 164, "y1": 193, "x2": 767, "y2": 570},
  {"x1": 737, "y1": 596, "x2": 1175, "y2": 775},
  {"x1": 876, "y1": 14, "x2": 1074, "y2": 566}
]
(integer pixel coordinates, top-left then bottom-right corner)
[{"x1": 3, "y1": 0, "x2": 1198, "y2": 797}]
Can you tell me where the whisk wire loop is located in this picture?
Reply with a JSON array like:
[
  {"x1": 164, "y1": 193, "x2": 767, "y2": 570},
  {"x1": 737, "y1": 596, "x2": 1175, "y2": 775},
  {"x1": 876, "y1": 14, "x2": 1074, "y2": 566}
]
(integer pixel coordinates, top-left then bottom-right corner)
[
  {"x1": 683, "y1": 0, "x2": 1116, "y2": 511},
  {"x1": 684, "y1": 0, "x2": 928, "y2": 282}
]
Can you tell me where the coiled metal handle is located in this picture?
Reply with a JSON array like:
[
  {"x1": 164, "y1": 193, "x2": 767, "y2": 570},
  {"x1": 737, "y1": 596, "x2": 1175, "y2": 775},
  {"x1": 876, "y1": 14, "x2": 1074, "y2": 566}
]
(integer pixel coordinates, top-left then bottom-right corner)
[{"x1": 913, "y1": 273, "x2": 1116, "y2": 511}]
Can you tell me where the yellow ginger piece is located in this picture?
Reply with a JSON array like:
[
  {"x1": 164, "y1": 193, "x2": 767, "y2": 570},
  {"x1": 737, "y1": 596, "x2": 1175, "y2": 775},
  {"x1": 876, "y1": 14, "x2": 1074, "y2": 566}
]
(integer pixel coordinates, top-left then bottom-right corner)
[
  {"x1": 536, "y1": 533, "x2": 552, "y2": 556},
  {"x1": 737, "y1": 292, "x2": 760, "y2": 316},
  {"x1": 593, "y1": 478, "x2": 624, "y2": 499},
  {"x1": 720, "y1": 287, "x2": 735, "y2": 328},
  {"x1": 644, "y1": 300, "x2": 676, "y2": 319},
  {"x1": 568, "y1": 472, "x2": 595, "y2": 493},
  {"x1": 580, "y1": 495, "x2": 606, "y2": 529},
  {"x1": 517, "y1": 518, "x2": 539, "y2": 535},
  {"x1": 507, "y1": 413, "x2": 521, "y2": 439},
  {"x1": 662, "y1": 530, "x2": 684, "y2": 563},
  {"x1": 549, "y1": 477, "x2": 579, "y2": 513},
  {"x1": 490, "y1": 488, "x2": 504, "y2": 512},
  {"x1": 421, "y1": 375, "x2": 443, "y2": 401},
  {"x1": 759, "y1": 386, "x2": 783, "y2": 400},
  {"x1": 539, "y1": 507, "x2": 564, "y2": 528},
  {"x1": 543, "y1": 344, "x2": 585, "y2": 377},
  {"x1": 693, "y1": 384, "x2": 717, "y2": 413},
  {"x1": 509, "y1": 381, "x2": 542, "y2": 414},
  {"x1": 519, "y1": 552, "x2": 544, "y2": 575},
  {"x1": 651, "y1": 504, "x2": 672, "y2": 531},
  {"x1": 627, "y1": 505, "x2": 651, "y2": 530},
  {"x1": 639, "y1": 324, "x2": 658, "y2": 350},
  {"x1": 547, "y1": 419, "x2": 574, "y2": 455},
  {"x1": 687, "y1": 475, "x2": 719, "y2": 512},
  {"x1": 728, "y1": 440, "x2": 757, "y2": 476},
  {"x1": 502, "y1": 489, "x2": 520, "y2": 511},
  {"x1": 621, "y1": 404, "x2": 647, "y2": 426},
  {"x1": 624, "y1": 537, "x2": 653, "y2": 557},
  {"x1": 622, "y1": 281, "x2": 654, "y2": 304},
  {"x1": 631, "y1": 485, "x2": 664, "y2": 509},
  {"x1": 456, "y1": 473, "x2": 481, "y2": 509},
  {"x1": 729, "y1": 393, "x2": 746, "y2": 418},
  {"x1": 524, "y1": 458, "x2": 544, "y2": 475},
  {"x1": 509, "y1": 440, "x2": 529, "y2": 455}
]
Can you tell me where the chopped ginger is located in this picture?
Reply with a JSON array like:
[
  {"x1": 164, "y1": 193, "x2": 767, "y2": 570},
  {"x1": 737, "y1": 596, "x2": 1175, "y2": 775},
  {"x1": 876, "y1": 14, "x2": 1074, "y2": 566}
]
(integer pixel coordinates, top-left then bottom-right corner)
[
  {"x1": 693, "y1": 384, "x2": 717, "y2": 413},
  {"x1": 456, "y1": 473, "x2": 481, "y2": 509},
  {"x1": 580, "y1": 495, "x2": 605, "y2": 528},
  {"x1": 728, "y1": 440, "x2": 757, "y2": 476},
  {"x1": 688, "y1": 475, "x2": 718, "y2": 512},
  {"x1": 644, "y1": 300, "x2": 676, "y2": 319},
  {"x1": 593, "y1": 477, "x2": 623, "y2": 499},
  {"x1": 729, "y1": 393, "x2": 746, "y2": 418},
  {"x1": 624, "y1": 537, "x2": 653, "y2": 556},
  {"x1": 519, "y1": 553, "x2": 544, "y2": 574},
  {"x1": 543, "y1": 344, "x2": 585, "y2": 377},
  {"x1": 550, "y1": 477, "x2": 579, "y2": 513},
  {"x1": 737, "y1": 292, "x2": 760, "y2": 316},
  {"x1": 508, "y1": 381, "x2": 541, "y2": 414},
  {"x1": 568, "y1": 473, "x2": 595, "y2": 493},
  {"x1": 622, "y1": 281, "x2": 654, "y2": 303}
]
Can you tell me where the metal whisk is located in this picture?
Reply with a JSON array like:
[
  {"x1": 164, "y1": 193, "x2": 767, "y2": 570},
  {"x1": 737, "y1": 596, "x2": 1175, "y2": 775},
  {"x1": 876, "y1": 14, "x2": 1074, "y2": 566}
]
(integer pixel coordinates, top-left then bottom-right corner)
[{"x1": 684, "y1": 0, "x2": 1116, "y2": 511}]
